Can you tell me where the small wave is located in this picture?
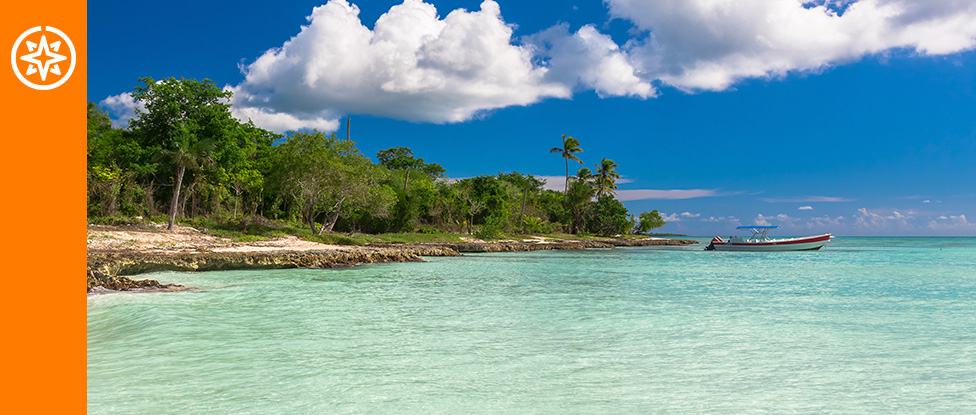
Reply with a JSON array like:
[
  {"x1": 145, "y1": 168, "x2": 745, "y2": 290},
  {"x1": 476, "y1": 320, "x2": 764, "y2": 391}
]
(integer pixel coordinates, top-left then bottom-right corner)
[{"x1": 87, "y1": 286, "x2": 120, "y2": 296}]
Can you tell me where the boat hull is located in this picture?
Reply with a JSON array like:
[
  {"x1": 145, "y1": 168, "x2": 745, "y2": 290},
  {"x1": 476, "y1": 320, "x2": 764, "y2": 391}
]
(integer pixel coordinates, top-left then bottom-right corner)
[{"x1": 708, "y1": 234, "x2": 831, "y2": 252}]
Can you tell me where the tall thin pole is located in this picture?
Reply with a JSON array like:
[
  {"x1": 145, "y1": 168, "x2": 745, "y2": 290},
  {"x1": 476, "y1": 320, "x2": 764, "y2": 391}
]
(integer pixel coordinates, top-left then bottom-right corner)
[{"x1": 346, "y1": 117, "x2": 350, "y2": 141}]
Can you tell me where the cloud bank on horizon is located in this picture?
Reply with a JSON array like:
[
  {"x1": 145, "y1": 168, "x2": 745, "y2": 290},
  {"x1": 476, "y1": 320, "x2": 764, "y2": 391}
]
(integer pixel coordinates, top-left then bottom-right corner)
[
  {"x1": 102, "y1": 0, "x2": 976, "y2": 132},
  {"x1": 660, "y1": 208, "x2": 976, "y2": 236}
]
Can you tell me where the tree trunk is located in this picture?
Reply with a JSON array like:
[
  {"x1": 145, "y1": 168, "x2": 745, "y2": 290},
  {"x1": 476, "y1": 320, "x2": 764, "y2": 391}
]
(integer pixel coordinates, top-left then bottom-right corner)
[
  {"x1": 305, "y1": 194, "x2": 318, "y2": 233},
  {"x1": 564, "y1": 158, "x2": 569, "y2": 192},
  {"x1": 403, "y1": 170, "x2": 409, "y2": 192},
  {"x1": 307, "y1": 214, "x2": 317, "y2": 234},
  {"x1": 518, "y1": 187, "x2": 528, "y2": 233},
  {"x1": 180, "y1": 180, "x2": 195, "y2": 219},
  {"x1": 233, "y1": 187, "x2": 241, "y2": 218},
  {"x1": 145, "y1": 181, "x2": 157, "y2": 215},
  {"x1": 318, "y1": 198, "x2": 345, "y2": 235},
  {"x1": 167, "y1": 163, "x2": 185, "y2": 230}
]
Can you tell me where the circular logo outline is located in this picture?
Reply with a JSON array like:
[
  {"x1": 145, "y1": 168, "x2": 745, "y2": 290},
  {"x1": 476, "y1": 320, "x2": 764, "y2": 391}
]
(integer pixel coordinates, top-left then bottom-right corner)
[{"x1": 11, "y1": 26, "x2": 76, "y2": 91}]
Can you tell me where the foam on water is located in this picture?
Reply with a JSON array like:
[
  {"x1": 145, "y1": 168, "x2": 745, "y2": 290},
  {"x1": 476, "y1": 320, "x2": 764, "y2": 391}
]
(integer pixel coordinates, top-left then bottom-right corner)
[{"x1": 88, "y1": 237, "x2": 976, "y2": 414}]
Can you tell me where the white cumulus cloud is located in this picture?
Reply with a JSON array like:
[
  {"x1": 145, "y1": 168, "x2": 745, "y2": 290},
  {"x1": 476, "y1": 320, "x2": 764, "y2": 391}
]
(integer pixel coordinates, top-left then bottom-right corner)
[
  {"x1": 525, "y1": 23, "x2": 654, "y2": 98},
  {"x1": 663, "y1": 211, "x2": 704, "y2": 222},
  {"x1": 100, "y1": 92, "x2": 143, "y2": 128},
  {"x1": 606, "y1": 0, "x2": 976, "y2": 91},
  {"x1": 228, "y1": 0, "x2": 571, "y2": 131},
  {"x1": 103, "y1": 0, "x2": 976, "y2": 131},
  {"x1": 661, "y1": 212, "x2": 682, "y2": 222}
]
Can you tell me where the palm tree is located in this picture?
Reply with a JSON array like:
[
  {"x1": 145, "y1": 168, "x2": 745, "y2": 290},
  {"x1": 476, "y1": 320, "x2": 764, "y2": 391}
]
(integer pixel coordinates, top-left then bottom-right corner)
[
  {"x1": 161, "y1": 123, "x2": 214, "y2": 230},
  {"x1": 575, "y1": 167, "x2": 594, "y2": 185},
  {"x1": 594, "y1": 157, "x2": 620, "y2": 197},
  {"x1": 550, "y1": 134, "x2": 583, "y2": 192},
  {"x1": 564, "y1": 180, "x2": 596, "y2": 234}
]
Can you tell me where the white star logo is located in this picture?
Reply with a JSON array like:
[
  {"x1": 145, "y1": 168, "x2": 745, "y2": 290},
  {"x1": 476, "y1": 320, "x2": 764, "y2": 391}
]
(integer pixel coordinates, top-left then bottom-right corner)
[
  {"x1": 10, "y1": 26, "x2": 76, "y2": 90},
  {"x1": 19, "y1": 35, "x2": 67, "y2": 82}
]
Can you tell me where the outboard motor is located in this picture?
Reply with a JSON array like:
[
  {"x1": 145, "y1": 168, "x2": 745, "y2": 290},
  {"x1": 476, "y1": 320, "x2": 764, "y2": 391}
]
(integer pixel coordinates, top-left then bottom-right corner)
[{"x1": 705, "y1": 236, "x2": 723, "y2": 251}]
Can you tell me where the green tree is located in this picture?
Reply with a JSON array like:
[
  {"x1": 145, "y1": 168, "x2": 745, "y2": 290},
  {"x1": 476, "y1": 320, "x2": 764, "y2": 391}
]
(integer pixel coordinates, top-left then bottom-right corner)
[
  {"x1": 564, "y1": 180, "x2": 595, "y2": 234},
  {"x1": 270, "y1": 131, "x2": 391, "y2": 234},
  {"x1": 374, "y1": 147, "x2": 445, "y2": 232},
  {"x1": 215, "y1": 122, "x2": 277, "y2": 218},
  {"x1": 549, "y1": 134, "x2": 583, "y2": 192},
  {"x1": 432, "y1": 180, "x2": 469, "y2": 233},
  {"x1": 634, "y1": 210, "x2": 667, "y2": 234},
  {"x1": 219, "y1": 167, "x2": 262, "y2": 218},
  {"x1": 497, "y1": 171, "x2": 544, "y2": 192},
  {"x1": 586, "y1": 195, "x2": 630, "y2": 237},
  {"x1": 158, "y1": 123, "x2": 215, "y2": 229},
  {"x1": 594, "y1": 158, "x2": 620, "y2": 197},
  {"x1": 88, "y1": 102, "x2": 122, "y2": 216},
  {"x1": 460, "y1": 175, "x2": 513, "y2": 225},
  {"x1": 87, "y1": 102, "x2": 162, "y2": 217},
  {"x1": 376, "y1": 146, "x2": 445, "y2": 191},
  {"x1": 575, "y1": 167, "x2": 594, "y2": 186},
  {"x1": 498, "y1": 171, "x2": 544, "y2": 233},
  {"x1": 87, "y1": 101, "x2": 114, "y2": 144},
  {"x1": 130, "y1": 77, "x2": 235, "y2": 229},
  {"x1": 536, "y1": 190, "x2": 568, "y2": 228}
]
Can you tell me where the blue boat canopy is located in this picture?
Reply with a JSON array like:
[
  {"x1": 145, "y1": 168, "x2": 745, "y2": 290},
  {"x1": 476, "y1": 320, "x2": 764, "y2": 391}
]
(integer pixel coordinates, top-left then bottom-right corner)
[{"x1": 736, "y1": 225, "x2": 778, "y2": 229}]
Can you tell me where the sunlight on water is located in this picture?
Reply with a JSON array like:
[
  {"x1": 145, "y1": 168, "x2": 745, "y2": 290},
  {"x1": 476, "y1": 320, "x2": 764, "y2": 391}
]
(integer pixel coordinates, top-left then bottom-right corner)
[{"x1": 88, "y1": 238, "x2": 976, "y2": 414}]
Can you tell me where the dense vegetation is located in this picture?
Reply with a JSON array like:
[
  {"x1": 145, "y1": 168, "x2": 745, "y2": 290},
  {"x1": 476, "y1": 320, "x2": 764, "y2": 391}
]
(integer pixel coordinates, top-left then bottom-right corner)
[{"x1": 88, "y1": 77, "x2": 665, "y2": 240}]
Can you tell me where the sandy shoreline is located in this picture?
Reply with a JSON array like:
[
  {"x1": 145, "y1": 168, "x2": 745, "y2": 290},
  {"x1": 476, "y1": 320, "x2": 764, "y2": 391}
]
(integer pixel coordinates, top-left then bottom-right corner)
[
  {"x1": 87, "y1": 224, "x2": 698, "y2": 293},
  {"x1": 87, "y1": 223, "x2": 351, "y2": 254}
]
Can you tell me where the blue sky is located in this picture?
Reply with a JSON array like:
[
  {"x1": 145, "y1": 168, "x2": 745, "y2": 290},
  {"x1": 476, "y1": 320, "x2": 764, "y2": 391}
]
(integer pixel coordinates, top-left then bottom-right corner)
[{"x1": 89, "y1": 0, "x2": 976, "y2": 236}]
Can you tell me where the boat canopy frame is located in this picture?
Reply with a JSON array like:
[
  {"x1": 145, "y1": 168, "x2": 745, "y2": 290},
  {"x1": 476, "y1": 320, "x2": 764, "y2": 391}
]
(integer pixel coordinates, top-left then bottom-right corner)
[{"x1": 734, "y1": 225, "x2": 778, "y2": 242}]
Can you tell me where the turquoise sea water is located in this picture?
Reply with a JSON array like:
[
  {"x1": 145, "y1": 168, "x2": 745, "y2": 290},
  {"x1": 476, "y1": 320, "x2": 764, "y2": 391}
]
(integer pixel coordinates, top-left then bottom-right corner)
[{"x1": 88, "y1": 237, "x2": 976, "y2": 414}]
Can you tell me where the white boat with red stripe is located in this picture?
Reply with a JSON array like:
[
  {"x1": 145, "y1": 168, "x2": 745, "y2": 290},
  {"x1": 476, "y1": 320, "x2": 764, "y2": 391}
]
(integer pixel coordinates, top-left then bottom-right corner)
[{"x1": 705, "y1": 226, "x2": 831, "y2": 251}]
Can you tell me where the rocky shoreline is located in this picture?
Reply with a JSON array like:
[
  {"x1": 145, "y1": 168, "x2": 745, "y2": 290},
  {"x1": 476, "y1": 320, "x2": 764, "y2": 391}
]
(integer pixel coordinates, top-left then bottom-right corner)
[{"x1": 87, "y1": 231, "x2": 697, "y2": 293}]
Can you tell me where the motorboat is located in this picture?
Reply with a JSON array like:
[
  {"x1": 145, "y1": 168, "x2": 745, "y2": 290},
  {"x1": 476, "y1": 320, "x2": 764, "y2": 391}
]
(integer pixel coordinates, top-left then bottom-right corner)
[{"x1": 705, "y1": 226, "x2": 831, "y2": 251}]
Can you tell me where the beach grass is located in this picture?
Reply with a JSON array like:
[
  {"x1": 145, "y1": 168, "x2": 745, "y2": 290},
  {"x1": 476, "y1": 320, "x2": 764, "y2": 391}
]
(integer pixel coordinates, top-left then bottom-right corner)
[{"x1": 90, "y1": 215, "x2": 682, "y2": 247}]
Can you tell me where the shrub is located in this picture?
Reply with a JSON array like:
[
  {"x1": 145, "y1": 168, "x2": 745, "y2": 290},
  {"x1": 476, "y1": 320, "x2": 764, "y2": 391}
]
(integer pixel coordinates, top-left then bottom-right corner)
[
  {"x1": 474, "y1": 215, "x2": 505, "y2": 240},
  {"x1": 521, "y1": 216, "x2": 555, "y2": 235}
]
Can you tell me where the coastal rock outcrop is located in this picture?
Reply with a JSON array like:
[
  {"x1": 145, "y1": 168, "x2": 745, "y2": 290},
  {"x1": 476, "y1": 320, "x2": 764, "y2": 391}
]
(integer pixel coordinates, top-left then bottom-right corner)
[
  {"x1": 88, "y1": 245, "x2": 462, "y2": 279},
  {"x1": 87, "y1": 270, "x2": 187, "y2": 293},
  {"x1": 86, "y1": 236, "x2": 698, "y2": 293}
]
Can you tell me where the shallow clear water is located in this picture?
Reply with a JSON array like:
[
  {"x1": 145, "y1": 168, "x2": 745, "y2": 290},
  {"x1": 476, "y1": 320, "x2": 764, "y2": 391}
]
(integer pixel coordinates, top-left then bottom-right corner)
[{"x1": 88, "y1": 238, "x2": 976, "y2": 414}]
